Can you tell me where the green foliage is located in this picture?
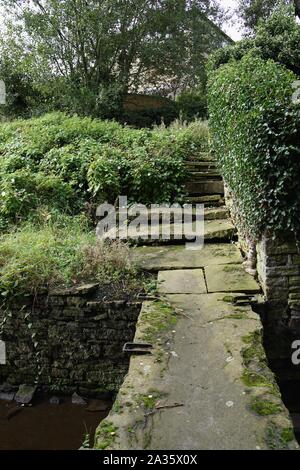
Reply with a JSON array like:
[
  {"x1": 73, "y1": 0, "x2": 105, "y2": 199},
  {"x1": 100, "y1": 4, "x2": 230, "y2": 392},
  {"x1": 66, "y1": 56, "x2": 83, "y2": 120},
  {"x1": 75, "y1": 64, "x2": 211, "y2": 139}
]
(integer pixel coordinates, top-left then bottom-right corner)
[
  {"x1": 87, "y1": 147, "x2": 123, "y2": 204},
  {"x1": 0, "y1": 171, "x2": 76, "y2": 229},
  {"x1": 0, "y1": 0, "x2": 228, "y2": 119},
  {"x1": 0, "y1": 113, "x2": 209, "y2": 213},
  {"x1": 176, "y1": 89, "x2": 208, "y2": 121},
  {"x1": 237, "y1": 0, "x2": 291, "y2": 33},
  {"x1": 208, "y1": 54, "x2": 300, "y2": 239},
  {"x1": 250, "y1": 397, "x2": 283, "y2": 416},
  {"x1": 122, "y1": 105, "x2": 179, "y2": 129},
  {"x1": 0, "y1": 216, "x2": 138, "y2": 301},
  {"x1": 208, "y1": 6, "x2": 300, "y2": 77}
]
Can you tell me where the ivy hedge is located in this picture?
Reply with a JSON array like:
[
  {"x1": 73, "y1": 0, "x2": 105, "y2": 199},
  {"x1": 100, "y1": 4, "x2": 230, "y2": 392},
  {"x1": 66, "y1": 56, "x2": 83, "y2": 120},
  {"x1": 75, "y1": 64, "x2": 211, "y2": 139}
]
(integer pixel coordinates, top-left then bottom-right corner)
[{"x1": 208, "y1": 54, "x2": 300, "y2": 240}]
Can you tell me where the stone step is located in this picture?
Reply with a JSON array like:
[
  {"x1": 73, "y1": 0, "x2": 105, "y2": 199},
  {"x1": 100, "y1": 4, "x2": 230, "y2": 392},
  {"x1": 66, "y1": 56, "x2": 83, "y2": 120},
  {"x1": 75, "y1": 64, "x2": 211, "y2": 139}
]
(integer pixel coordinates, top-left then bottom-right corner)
[
  {"x1": 186, "y1": 152, "x2": 215, "y2": 162},
  {"x1": 204, "y1": 264, "x2": 261, "y2": 294},
  {"x1": 205, "y1": 207, "x2": 230, "y2": 220},
  {"x1": 186, "y1": 161, "x2": 217, "y2": 169},
  {"x1": 132, "y1": 243, "x2": 242, "y2": 272},
  {"x1": 185, "y1": 195, "x2": 225, "y2": 206},
  {"x1": 158, "y1": 269, "x2": 207, "y2": 294},
  {"x1": 114, "y1": 206, "x2": 229, "y2": 223},
  {"x1": 186, "y1": 180, "x2": 224, "y2": 195},
  {"x1": 102, "y1": 218, "x2": 236, "y2": 245},
  {"x1": 188, "y1": 170, "x2": 222, "y2": 179}
]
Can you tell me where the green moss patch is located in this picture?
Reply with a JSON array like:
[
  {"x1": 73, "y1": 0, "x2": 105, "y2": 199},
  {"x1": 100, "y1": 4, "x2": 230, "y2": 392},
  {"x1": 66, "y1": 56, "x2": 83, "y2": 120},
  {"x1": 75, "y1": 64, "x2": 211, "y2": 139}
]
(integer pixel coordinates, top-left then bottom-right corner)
[
  {"x1": 266, "y1": 422, "x2": 295, "y2": 450},
  {"x1": 140, "y1": 300, "x2": 177, "y2": 343},
  {"x1": 95, "y1": 420, "x2": 119, "y2": 450},
  {"x1": 251, "y1": 397, "x2": 283, "y2": 416}
]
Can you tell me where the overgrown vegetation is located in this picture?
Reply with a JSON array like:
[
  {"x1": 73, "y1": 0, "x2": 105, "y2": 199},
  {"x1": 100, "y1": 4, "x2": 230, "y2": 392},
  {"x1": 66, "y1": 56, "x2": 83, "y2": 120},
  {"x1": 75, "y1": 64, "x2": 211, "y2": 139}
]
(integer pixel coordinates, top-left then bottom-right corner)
[
  {"x1": 0, "y1": 113, "x2": 209, "y2": 230},
  {"x1": 0, "y1": 0, "x2": 229, "y2": 121},
  {"x1": 208, "y1": 47, "x2": 300, "y2": 240},
  {"x1": 0, "y1": 214, "x2": 139, "y2": 302},
  {"x1": 207, "y1": 6, "x2": 300, "y2": 76},
  {"x1": 0, "y1": 112, "x2": 209, "y2": 301}
]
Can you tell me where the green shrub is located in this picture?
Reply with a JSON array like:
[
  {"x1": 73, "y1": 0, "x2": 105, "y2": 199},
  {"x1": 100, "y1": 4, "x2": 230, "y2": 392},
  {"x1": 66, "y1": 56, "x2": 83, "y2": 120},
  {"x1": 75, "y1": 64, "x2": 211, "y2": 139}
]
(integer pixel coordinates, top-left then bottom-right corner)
[
  {"x1": 0, "y1": 112, "x2": 210, "y2": 213},
  {"x1": 0, "y1": 113, "x2": 125, "y2": 160},
  {"x1": 208, "y1": 54, "x2": 300, "y2": 239},
  {"x1": 39, "y1": 140, "x2": 96, "y2": 192},
  {"x1": 128, "y1": 133, "x2": 187, "y2": 204},
  {"x1": 87, "y1": 147, "x2": 123, "y2": 204},
  {"x1": 207, "y1": 7, "x2": 300, "y2": 77},
  {"x1": 176, "y1": 90, "x2": 208, "y2": 121},
  {"x1": 0, "y1": 171, "x2": 76, "y2": 229},
  {"x1": 87, "y1": 137, "x2": 187, "y2": 205}
]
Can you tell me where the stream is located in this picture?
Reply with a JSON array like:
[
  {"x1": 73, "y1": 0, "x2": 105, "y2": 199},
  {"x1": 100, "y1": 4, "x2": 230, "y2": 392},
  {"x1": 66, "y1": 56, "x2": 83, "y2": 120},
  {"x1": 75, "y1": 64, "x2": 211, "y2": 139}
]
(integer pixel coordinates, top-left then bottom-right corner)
[{"x1": 0, "y1": 394, "x2": 112, "y2": 450}]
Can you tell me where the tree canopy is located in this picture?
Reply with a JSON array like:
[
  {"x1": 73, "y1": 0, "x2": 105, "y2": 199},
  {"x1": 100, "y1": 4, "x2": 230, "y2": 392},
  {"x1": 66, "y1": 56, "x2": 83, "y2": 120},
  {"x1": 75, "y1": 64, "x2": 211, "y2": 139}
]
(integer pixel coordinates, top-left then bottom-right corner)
[
  {"x1": 237, "y1": 0, "x2": 300, "y2": 33},
  {"x1": 0, "y1": 0, "x2": 230, "y2": 118}
]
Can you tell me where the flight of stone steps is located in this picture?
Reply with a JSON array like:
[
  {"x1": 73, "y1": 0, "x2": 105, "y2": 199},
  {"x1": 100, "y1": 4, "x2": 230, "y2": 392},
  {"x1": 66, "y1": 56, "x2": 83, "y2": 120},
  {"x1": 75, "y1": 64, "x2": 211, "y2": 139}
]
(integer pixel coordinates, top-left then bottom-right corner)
[
  {"x1": 184, "y1": 154, "x2": 225, "y2": 207},
  {"x1": 103, "y1": 152, "x2": 235, "y2": 244}
]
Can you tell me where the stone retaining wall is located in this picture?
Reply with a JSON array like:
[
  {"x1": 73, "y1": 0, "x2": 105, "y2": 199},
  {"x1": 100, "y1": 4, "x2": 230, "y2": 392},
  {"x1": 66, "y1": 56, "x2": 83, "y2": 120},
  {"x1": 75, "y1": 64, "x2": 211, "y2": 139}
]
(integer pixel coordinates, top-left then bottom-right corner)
[
  {"x1": 0, "y1": 283, "x2": 141, "y2": 395},
  {"x1": 256, "y1": 236, "x2": 300, "y2": 329},
  {"x1": 225, "y1": 185, "x2": 300, "y2": 330}
]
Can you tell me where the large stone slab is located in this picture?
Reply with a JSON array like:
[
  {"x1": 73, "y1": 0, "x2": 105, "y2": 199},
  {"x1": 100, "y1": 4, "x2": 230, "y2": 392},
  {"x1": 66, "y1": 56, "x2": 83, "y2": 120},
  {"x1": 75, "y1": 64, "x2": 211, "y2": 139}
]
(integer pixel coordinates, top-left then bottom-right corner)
[
  {"x1": 158, "y1": 269, "x2": 207, "y2": 294},
  {"x1": 106, "y1": 219, "x2": 235, "y2": 245},
  {"x1": 205, "y1": 264, "x2": 261, "y2": 294},
  {"x1": 95, "y1": 295, "x2": 298, "y2": 450},
  {"x1": 132, "y1": 244, "x2": 243, "y2": 271}
]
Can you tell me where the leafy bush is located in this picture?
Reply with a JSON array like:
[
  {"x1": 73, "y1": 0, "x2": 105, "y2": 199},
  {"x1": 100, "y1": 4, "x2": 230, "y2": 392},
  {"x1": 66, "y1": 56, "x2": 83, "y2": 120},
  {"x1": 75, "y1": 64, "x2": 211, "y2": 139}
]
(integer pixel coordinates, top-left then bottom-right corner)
[
  {"x1": 0, "y1": 112, "x2": 210, "y2": 219},
  {"x1": 0, "y1": 171, "x2": 76, "y2": 229},
  {"x1": 0, "y1": 113, "x2": 125, "y2": 160},
  {"x1": 39, "y1": 141, "x2": 96, "y2": 192},
  {"x1": 87, "y1": 146, "x2": 124, "y2": 203},
  {"x1": 87, "y1": 137, "x2": 187, "y2": 205},
  {"x1": 176, "y1": 90, "x2": 208, "y2": 121},
  {"x1": 207, "y1": 6, "x2": 300, "y2": 77},
  {"x1": 208, "y1": 54, "x2": 300, "y2": 239}
]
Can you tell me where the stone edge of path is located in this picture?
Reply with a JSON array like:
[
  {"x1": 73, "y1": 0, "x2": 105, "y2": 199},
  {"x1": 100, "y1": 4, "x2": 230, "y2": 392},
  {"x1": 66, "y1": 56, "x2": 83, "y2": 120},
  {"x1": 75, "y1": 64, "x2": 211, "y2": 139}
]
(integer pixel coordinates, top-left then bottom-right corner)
[{"x1": 94, "y1": 297, "x2": 299, "y2": 451}]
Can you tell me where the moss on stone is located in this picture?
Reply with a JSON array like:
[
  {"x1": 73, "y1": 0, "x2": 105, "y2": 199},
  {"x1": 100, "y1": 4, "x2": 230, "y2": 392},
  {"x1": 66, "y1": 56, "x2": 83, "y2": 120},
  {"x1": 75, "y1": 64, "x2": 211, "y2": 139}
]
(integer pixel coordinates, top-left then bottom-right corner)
[
  {"x1": 141, "y1": 300, "x2": 177, "y2": 343},
  {"x1": 242, "y1": 331, "x2": 266, "y2": 367},
  {"x1": 225, "y1": 312, "x2": 247, "y2": 320},
  {"x1": 250, "y1": 397, "x2": 283, "y2": 416},
  {"x1": 222, "y1": 295, "x2": 236, "y2": 303},
  {"x1": 223, "y1": 265, "x2": 239, "y2": 273},
  {"x1": 112, "y1": 400, "x2": 123, "y2": 413},
  {"x1": 241, "y1": 369, "x2": 270, "y2": 388},
  {"x1": 95, "y1": 420, "x2": 118, "y2": 450},
  {"x1": 266, "y1": 422, "x2": 295, "y2": 450},
  {"x1": 137, "y1": 390, "x2": 164, "y2": 410}
]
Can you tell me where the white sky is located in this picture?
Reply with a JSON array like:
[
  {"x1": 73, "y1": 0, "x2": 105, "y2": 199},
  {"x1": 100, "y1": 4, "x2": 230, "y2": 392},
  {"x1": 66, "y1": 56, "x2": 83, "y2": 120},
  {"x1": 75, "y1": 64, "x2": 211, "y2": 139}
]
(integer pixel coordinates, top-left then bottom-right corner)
[
  {"x1": 0, "y1": 1, "x2": 244, "y2": 41},
  {"x1": 221, "y1": 0, "x2": 244, "y2": 41}
]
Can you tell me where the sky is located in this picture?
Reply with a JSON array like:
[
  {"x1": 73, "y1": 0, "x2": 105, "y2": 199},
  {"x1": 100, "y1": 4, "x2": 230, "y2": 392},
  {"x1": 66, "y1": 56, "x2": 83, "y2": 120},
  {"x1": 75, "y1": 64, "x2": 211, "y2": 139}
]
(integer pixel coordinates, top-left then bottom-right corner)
[
  {"x1": 0, "y1": 1, "x2": 244, "y2": 41},
  {"x1": 222, "y1": 0, "x2": 244, "y2": 41}
]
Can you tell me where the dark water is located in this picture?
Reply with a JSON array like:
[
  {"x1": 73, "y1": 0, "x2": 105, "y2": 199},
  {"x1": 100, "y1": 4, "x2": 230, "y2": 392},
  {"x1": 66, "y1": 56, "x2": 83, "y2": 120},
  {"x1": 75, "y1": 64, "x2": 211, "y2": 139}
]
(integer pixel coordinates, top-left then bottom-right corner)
[
  {"x1": 277, "y1": 379, "x2": 300, "y2": 444},
  {"x1": 0, "y1": 395, "x2": 112, "y2": 450}
]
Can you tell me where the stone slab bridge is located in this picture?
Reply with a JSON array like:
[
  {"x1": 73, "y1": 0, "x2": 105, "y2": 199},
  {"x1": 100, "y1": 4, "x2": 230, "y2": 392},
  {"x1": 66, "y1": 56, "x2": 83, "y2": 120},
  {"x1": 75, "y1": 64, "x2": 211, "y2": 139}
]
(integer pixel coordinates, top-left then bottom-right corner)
[{"x1": 94, "y1": 153, "x2": 299, "y2": 451}]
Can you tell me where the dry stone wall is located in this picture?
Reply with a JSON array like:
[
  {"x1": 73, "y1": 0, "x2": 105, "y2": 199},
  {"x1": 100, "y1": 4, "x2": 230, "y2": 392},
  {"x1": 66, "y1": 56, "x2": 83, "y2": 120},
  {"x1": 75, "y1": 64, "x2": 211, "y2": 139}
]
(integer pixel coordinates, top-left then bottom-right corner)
[{"x1": 0, "y1": 283, "x2": 141, "y2": 395}]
